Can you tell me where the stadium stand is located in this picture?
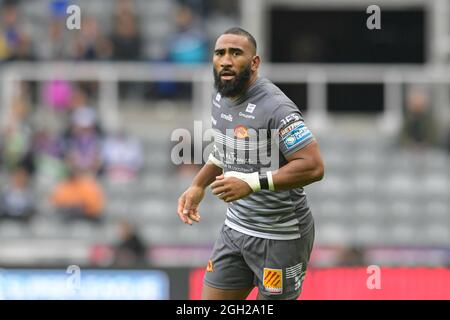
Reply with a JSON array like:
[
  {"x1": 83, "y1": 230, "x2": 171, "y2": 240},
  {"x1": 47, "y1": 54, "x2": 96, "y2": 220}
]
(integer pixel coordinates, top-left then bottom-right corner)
[{"x1": 0, "y1": 0, "x2": 448, "y2": 271}]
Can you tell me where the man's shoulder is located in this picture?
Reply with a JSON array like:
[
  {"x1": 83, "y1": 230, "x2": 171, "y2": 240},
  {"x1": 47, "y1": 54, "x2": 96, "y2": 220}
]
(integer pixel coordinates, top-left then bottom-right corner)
[
  {"x1": 254, "y1": 78, "x2": 298, "y2": 111},
  {"x1": 252, "y1": 79, "x2": 305, "y2": 127}
]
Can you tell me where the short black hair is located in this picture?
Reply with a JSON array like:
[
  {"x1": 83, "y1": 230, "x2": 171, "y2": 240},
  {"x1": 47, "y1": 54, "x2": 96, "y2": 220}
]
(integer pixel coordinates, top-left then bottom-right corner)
[{"x1": 222, "y1": 27, "x2": 257, "y2": 53}]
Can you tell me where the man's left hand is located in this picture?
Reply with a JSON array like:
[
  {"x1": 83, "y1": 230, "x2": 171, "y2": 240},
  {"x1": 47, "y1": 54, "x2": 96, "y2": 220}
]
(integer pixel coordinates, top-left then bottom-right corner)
[{"x1": 211, "y1": 175, "x2": 253, "y2": 202}]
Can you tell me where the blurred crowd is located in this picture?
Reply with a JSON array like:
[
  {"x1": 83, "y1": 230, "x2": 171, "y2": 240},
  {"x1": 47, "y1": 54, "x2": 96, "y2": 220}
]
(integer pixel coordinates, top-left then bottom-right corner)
[
  {"x1": 0, "y1": 0, "x2": 238, "y2": 266},
  {"x1": 0, "y1": 0, "x2": 237, "y2": 221},
  {"x1": 0, "y1": 81, "x2": 145, "y2": 223},
  {"x1": 0, "y1": 0, "x2": 239, "y2": 101},
  {"x1": 0, "y1": 0, "x2": 449, "y2": 270},
  {"x1": 0, "y1": 79, "x2": 148, "y2": 266},
  {"x1": 0, "y1": 0, "x2": 238, "y2": 63}
]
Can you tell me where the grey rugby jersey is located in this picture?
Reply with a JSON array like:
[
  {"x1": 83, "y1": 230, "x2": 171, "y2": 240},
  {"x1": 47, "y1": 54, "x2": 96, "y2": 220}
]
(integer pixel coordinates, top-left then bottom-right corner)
[{"x1": 210, "y1": 77, "x2": 315, "y2": 240}]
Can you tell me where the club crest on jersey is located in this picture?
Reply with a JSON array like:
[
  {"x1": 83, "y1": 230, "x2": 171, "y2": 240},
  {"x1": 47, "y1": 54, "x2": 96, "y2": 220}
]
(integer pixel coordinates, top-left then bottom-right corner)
[
  {"x1": 245, "y1": 103, "x2": 256, "y2": 113},
  {"x1": 263, "y1": 268, "x2": 283, "y2": 295},
  {"x1": 234, "y1": 125, "x2": 249, "y2": 139}
]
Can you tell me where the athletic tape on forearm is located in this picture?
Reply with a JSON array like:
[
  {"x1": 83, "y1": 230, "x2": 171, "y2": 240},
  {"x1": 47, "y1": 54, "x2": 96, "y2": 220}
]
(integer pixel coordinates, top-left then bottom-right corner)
[
  {"x1": 267, "y1": 171, "x2": 275, "y2": 191},
  {"x1": 208, "y1": 153, "x2": 224, "y2": 169},
  {"x1": 224, "y1": 171, "x2": 261, "y2": 192}
]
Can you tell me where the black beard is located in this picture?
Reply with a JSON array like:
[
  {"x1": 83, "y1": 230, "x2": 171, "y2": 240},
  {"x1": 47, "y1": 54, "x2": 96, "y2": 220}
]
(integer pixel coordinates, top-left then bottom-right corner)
[{"x1": 213, "y1": 64, "x2": 252, "y2": 98}]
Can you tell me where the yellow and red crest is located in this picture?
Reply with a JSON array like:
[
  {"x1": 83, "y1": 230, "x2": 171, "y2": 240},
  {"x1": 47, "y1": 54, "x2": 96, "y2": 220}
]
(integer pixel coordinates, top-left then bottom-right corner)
[{"x1": 263, "y1": 268, "x2": 283, "y2": 294}]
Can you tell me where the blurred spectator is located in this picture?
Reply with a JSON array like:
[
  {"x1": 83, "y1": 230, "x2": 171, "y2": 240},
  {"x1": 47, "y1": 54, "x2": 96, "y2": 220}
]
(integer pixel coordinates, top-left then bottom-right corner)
[
  {"x1": 0, "y1": 167, "x2": 35, "y2": 222},
  {"x1": 168, "y1": 4, "x2": 207, "y2": 64},
  {"x1": 64, "y1": 105, "x2": 103, "y2": 175},
  {"x1": 33, "y1": 0, "x2": 78, "y2": 60},
  {"x1": 113, "y1": 219, "x2": 147, "y2": 267},
  {"x1": 32, "y1": 128, "x2": 66, "y2": 190},
  {"x1": 67, "y1": 85, "x2": 103, "y2": 133},
  {"x1": 155, "y1": 4, "x2": 207, "y2": 98},
  {"x1": 0, "y1": 87, "x2": 34, "y2": 175},
  {"x1": 43, "y1": 79, "x2": 73, "y2": 112},
  {"x1": 102, "y1": 129, "x2": 143, "y2": 184},
  {"x1": 400, "y1": 86, "x2": 437, "y2": 150},
  {"x1": 36, "y1": 18, "x2": 73, "y2": 60},
  {"x1": 70, "y1": 85, "x2": 91, "y2": 111},
  {"x1": 50, "y1": 165, "x2": 104, "y2": 222},
  {"x1": 73, "y1": 16, "x2": 111, "y2": 60},
  {"x1": 336, "y1": 246, "x2": 366, "y2": 267},
  {"x1": 109, "y1": 0, "x2": 145, "y2": 98},
  {"x1": 0, "y1": 2, "x2": 34, "y2": 61},
  {"x1": 110, "y1": 0, "x2": 142, "y2": 61}
]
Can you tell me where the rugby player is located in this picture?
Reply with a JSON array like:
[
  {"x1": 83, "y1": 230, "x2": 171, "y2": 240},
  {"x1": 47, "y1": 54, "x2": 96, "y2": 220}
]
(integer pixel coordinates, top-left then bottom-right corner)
[{"x1": 177, "y1": 27, "x2": 324, "y2": 300}]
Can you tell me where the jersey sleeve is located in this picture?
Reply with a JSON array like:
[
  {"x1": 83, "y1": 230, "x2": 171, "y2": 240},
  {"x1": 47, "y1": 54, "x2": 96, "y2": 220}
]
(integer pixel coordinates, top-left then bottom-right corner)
[
  {"x1": 269, "y1": 104, "x2": 315, "y2": 157},
  {"x1": 208, "y1": 147, "x2": 223, "y2": 168},
  {"x1": 209, "y1": 91, "x2": 224, "y2": 168}
]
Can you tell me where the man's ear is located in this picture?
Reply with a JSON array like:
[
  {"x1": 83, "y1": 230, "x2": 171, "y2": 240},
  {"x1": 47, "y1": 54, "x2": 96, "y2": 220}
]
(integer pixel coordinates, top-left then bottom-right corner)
[{"x1": 251, "y1": 55, "x2": 260, "y2": 71}]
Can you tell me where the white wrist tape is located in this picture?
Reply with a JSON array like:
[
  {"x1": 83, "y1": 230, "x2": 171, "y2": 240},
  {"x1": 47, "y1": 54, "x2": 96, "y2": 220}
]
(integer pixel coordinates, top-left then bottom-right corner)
[
  {"x1": 267, "y1": 171, "x2": 275, "y2": 191},
  {"x1": 224, "y1": 171, "x2": 261, "y2": 192}
]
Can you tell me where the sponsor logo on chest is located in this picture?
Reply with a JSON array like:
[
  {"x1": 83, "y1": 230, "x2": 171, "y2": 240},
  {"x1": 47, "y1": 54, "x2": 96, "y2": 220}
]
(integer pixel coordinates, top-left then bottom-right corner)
[
  {"x1": 212, "y1": 93, "x2": 222, "y2": 108},
  {"x1": 239, "y1": 112, "x2": 255, "y2": 120},
  {"x1": 245, "y1": 103, "x2": 256, "y2": 113},
  {"x1": 221, "y1": 113, "x2": 233, "y2": 122},
  {"x1": 239, "y1": 103, "x2": 256, "y2": 119}
]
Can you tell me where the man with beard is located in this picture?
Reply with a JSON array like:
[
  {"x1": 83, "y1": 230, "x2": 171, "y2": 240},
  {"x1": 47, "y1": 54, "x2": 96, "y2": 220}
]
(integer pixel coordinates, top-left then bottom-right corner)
[{"x1": 177, "y1": 28, "x2": 324, "y2": 300}]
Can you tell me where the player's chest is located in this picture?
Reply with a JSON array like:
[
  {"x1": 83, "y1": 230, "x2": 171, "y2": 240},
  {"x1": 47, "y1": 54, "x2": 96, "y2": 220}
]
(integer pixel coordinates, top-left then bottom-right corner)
[{"x1": 212, "y1": 102, "x2": 265, "y2": 134}]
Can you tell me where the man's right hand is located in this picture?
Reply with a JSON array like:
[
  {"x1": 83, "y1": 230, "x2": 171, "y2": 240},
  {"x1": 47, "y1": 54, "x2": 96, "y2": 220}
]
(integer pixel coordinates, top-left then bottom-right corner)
[{"x1": 177, "y1": 186, "x2": 205, "y2": 225}]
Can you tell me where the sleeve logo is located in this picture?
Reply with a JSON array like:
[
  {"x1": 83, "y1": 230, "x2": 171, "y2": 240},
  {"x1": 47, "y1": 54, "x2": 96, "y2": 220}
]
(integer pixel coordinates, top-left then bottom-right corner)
[
  {"x1": 279, "y1": 120, "x2": 302, "y2": 136},
  {"x1": 285, "y1": 136, "x2": 296, "y2": 146},
  {"x1": 283, "y1": 124, "x2": 313, "y2": 149},
  {"x1": 280, "y1": 113, "x2": 301, "y2": 126}
]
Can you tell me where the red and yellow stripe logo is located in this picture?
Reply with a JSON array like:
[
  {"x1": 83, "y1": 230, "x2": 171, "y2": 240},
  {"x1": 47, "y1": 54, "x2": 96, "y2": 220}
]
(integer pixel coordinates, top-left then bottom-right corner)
[
  {"x1": 263, "y1": 268, "x2": 283, "y2": 294},
  {"x1": 206, "y1": 260, "x2": 214, "y2": 272}
]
